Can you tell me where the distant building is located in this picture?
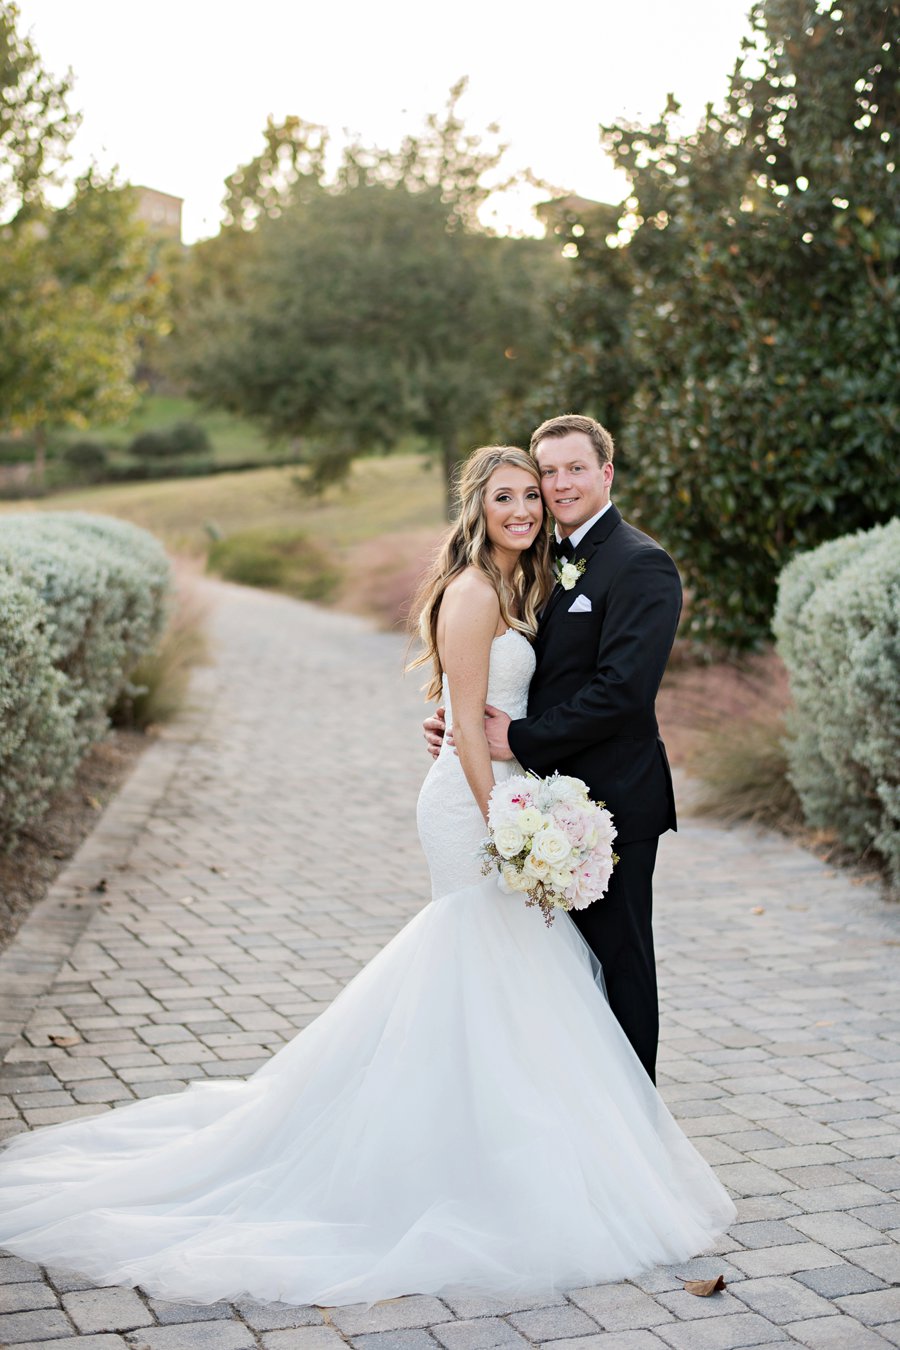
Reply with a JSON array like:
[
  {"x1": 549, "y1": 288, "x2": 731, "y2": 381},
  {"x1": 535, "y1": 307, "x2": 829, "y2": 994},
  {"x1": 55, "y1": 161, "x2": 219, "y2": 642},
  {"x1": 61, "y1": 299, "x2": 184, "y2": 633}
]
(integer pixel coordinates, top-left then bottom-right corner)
[{"x1": 134, "y1": 186, "x2": 183, "y2": 243}]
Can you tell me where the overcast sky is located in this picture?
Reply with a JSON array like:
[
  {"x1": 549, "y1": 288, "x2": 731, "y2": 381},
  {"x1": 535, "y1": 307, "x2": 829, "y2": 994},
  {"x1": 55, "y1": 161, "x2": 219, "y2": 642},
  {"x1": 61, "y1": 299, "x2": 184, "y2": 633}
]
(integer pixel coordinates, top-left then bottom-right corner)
[{"x1": 17, "y1": 0, "x2": 755, "y2": 241}]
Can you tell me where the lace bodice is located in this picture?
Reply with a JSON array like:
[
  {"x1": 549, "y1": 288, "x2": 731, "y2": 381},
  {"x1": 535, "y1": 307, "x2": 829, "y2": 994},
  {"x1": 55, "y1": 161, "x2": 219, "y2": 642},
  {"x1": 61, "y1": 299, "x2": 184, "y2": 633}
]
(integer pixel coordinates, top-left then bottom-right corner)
[
  {"x1": 418, "y1": 629, "x2": 535, "y2": 900},
  {"x1": 441, "y1": 628, "x2": 535, "y2": 730}
]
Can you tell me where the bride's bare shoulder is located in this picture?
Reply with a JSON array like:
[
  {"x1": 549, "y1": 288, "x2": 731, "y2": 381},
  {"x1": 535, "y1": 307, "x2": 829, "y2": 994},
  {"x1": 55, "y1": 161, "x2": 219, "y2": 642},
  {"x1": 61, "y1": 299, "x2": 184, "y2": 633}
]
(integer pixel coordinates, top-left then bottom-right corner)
[
  {"x1": 443, "y1": 567, "x2": 498, "y2": 607},
  {"x1": 439, "y1": 569, "x2": 500, "y2": 648}
]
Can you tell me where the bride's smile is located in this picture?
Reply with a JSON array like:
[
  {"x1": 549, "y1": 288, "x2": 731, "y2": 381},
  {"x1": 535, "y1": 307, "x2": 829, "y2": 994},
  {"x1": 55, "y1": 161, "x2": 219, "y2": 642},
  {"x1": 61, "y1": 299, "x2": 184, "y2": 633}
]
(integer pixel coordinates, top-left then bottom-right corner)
[{"x1": 483, "y1": 466, "x2": 544, "y2": 569}]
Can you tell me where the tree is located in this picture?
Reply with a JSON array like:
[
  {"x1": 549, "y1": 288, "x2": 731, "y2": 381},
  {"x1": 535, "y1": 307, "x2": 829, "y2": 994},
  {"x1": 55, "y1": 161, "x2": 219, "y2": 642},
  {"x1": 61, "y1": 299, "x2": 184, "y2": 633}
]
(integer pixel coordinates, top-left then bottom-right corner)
[
  {"x1": 546, "y1": 0, "x2": 899, "y2": 647},
  {"x1": 184, "y1": 182, "x2": 556, "y2": 505},
  {"x1": 174, "y1": 87, "x2": 558, "y2": 506},
  {"x1": 337, "y1": 78, "x2": 525, "y2": 232},
  {"x1": 0, "y1": 172, "x2": 165, "y2": 473},
  {"x1": 222, "y1": 115, "x2": 329, "y2": 231},
  {"x1": 0, "y1": 7, "x2": 164, "y2": 473},
  {"x1": 514, "y1": 195, "x2": 638, "y2": 457},
  {"x1": 0, "y1": 0, "x2": 77, "y2": 221}
]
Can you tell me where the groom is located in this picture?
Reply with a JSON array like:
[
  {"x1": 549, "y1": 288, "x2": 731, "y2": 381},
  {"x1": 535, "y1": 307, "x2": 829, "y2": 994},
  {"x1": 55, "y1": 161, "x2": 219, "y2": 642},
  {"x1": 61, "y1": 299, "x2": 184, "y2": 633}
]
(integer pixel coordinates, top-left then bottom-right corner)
[{"x1": 426, "y1": 414, "x2": 682, "y2": 1083}]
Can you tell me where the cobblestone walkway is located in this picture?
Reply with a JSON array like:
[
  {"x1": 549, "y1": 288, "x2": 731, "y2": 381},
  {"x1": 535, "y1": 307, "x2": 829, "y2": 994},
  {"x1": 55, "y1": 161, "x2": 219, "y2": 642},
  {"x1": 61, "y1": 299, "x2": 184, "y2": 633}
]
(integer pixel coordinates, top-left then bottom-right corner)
[{"x1": 1, "y1": 582, "x2": 898, "y2": 1350}]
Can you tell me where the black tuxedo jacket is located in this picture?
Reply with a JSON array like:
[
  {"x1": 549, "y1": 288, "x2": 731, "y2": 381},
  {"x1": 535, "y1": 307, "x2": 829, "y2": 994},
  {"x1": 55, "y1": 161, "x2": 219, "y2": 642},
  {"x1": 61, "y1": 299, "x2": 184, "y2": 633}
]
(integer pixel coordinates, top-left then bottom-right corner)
[{"x1": 508, "y1": 505, "x2": 682, "y2": 846}]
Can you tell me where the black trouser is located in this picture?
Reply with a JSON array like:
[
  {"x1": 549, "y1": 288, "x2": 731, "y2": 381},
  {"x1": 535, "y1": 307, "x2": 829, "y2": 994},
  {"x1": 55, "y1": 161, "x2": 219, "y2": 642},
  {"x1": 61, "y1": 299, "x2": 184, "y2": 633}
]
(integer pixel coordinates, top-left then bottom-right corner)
[{"x1": 570, "y1": 836, "x2": 660, "y2": 1083}]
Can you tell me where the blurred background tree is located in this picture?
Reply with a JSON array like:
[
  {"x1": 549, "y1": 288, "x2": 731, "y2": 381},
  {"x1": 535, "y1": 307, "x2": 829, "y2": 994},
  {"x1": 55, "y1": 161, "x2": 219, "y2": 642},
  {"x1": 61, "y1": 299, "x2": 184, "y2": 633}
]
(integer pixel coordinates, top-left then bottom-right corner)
[
  {"x1": 546, "y1": 0, "x2": 898, "y2": 647},
  {"x1": 172, "y1": 81, "x2": 559, "y2": 507},
  {"x1": 0, "y1": 2, "x2": 165, "y2": 482}
]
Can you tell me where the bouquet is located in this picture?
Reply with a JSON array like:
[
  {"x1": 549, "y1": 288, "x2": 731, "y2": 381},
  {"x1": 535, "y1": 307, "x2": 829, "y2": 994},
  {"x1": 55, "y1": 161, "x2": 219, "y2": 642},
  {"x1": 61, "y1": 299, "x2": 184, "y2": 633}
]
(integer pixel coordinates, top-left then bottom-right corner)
[{"x1": 480, "y1": 771, "x2": 617, "y2": 925}]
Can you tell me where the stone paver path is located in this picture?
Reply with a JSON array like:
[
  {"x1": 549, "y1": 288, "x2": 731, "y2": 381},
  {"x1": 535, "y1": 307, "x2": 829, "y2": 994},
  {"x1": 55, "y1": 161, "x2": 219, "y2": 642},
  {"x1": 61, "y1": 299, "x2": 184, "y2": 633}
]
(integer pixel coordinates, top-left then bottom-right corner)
[{"x1": 1, "y1": 581, "x2": 899, "y2": 1350}]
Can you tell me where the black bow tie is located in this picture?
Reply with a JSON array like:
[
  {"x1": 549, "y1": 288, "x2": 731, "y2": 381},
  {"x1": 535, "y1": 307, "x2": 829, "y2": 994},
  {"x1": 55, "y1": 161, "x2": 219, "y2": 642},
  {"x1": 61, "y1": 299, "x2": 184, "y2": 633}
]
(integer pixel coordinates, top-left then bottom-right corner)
[{"x1": 553, "y1": 537, "x2": 575, "y2": 562}]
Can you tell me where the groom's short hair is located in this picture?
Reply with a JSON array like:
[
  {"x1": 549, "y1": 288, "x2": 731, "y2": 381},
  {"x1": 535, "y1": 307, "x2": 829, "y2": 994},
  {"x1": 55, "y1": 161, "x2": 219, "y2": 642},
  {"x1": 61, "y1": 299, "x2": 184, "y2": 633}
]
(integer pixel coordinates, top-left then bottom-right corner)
[{"x1": 530, "y1": 414, "x2": 615, "y2": 466}]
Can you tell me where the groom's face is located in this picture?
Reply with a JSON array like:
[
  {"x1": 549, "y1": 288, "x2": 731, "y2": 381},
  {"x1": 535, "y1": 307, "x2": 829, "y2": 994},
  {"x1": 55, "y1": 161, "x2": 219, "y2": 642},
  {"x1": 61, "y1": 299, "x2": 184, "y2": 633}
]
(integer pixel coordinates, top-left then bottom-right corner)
[{"x1": 534, "y1": 432, "x2": 614, "y2": 537}]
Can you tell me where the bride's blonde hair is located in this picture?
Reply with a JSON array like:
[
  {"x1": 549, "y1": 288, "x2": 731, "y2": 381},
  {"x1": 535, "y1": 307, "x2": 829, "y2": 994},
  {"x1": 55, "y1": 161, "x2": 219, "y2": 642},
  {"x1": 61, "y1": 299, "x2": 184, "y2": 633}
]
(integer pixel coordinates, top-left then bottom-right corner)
[{"x1": 409, "y1": 445, "x2": 551, "y2": 700}]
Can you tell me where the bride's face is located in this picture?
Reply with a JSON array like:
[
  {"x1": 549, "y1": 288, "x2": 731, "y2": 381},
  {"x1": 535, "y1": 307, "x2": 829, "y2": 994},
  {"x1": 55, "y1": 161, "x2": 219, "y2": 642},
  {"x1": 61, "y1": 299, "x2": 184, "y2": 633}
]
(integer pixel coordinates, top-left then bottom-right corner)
[{"x1": 482, "y1": 465, "x2": 544, "y2": 558}]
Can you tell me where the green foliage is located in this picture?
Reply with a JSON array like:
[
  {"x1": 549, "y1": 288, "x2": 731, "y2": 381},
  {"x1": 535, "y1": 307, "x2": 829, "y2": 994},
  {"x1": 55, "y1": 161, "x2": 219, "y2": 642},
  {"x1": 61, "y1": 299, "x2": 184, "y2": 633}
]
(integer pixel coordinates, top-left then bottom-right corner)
[
  {"x1": 0, "y1": 7, "x2": 166, "y2": 466},
  {"x1": 129, "y1": 420, "x2": 211, "y2": 459},
  {"x1": 206, "y1": 527, "x2": 341, "y2": 601},
  {"x1": 0, "y1": 513, "x2": 172, "y2": 843},
  {"x1": 170, "y1": 85, "x2": 556, "y2": 505},
  {"x1": 0, "y1": 1, "x2": 77, "y2": 218},
  {"x1": 516, "y1": 198, "x2": 637, "y2": 456},
  {"x1": 292, "y1": 443, "x2": 357, "y2": 499},
  {"x1": 62, "y1": 439, "x2": 108, "y2": 475},
  {"x1": 0, "y1": 170, "x2": 166, "y2": 456},
  {"x1": 222, "y1": 114, "x2": 329, "y2": 231},
  {"x1": 547, "y1": 0, "x2": 899, "y2": 647},
  {"x1": 774, "y1": 519, "x2": 900, "y2": 885},
  {"x1": 0, "y1": 433, "x2": 35, "y2": 463},
  {"x1": 0, "y1": 571, "x2": 77, "y2": 843},
  {"x1": 183, "y1": 183, "x2": 556, "y2": 503}
]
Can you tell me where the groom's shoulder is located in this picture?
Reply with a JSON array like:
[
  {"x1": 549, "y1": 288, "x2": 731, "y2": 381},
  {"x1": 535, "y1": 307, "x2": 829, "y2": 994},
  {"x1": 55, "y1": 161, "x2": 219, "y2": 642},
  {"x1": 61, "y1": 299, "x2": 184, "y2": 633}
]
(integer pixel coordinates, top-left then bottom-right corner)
[{"x1": 615, "y1": 514, "x2": 678, "y2": 566}]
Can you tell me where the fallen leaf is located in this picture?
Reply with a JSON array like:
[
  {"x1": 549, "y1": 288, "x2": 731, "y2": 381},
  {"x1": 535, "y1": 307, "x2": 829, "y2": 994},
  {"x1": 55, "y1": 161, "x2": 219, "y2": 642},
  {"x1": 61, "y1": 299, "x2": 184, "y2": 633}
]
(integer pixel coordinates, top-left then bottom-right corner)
[
  {"x1": 85, "y1": 794, "x2": 101, "y2": 810},
  {"x1": 751, "y1": 906, "x2": 765, "y2": 915},
  {"x1": 48, "y1": 1034, "x2": 81, "y2": 1047},
  {"x1": 92, "y1": 877, "x2": 108, "y2": 893},
  {"x1": 681, "y1": 1275, "x2": 727, "y2": 1296}
]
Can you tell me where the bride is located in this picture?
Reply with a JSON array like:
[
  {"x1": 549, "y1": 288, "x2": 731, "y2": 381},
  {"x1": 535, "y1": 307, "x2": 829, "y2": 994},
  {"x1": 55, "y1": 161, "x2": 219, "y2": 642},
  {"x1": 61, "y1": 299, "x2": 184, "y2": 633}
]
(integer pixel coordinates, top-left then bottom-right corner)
[{"x1": 0, "y1": 445, "x2": 735, "y2": 1308}]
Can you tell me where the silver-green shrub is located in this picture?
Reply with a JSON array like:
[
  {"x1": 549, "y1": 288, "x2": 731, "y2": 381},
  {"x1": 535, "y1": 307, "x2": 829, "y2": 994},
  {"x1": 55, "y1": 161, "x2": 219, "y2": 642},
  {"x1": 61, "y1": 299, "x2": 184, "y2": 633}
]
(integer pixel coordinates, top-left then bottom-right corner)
[
  {"x1": 0, "y1": 573, "x2": 79, "y2": 840},
  {"x1": 0, "y1": 512, "x2": 172, "y2": 843},
  {"x1": 774, "y1": 519, "x2": 900, "y2": 885}
]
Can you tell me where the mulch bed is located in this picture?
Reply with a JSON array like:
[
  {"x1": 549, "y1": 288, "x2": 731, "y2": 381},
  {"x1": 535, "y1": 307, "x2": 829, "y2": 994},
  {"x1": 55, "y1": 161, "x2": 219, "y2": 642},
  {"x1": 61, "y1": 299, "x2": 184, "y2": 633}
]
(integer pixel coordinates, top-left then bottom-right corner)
[{"x1": 0, "y1": 730, "x2": 147, "y2": 955}]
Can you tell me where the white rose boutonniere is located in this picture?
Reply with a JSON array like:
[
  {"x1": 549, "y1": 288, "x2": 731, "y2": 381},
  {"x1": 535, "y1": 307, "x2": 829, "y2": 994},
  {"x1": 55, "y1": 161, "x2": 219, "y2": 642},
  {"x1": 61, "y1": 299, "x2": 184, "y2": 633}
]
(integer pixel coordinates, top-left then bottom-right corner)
[{"x1": 554, "y1": 557, "x2": 586, "y2": 591}]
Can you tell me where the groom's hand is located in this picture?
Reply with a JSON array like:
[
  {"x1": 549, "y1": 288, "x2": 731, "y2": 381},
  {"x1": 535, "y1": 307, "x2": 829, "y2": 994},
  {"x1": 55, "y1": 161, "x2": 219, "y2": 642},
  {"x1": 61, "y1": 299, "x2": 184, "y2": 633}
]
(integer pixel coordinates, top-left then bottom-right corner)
[
  {"x1": 483, "y1": 705, "x2": 513, "y2": 760},
  {"x1": 423, "y1": 706, "x2": 447, "y2": 759}
]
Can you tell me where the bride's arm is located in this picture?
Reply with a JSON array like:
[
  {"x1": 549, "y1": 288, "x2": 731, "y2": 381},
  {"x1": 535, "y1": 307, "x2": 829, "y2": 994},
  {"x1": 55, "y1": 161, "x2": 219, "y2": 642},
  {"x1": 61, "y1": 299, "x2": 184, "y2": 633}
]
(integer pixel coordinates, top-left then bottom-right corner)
[{"x1": 438, "y1": 573, "x2": 500, "y2": 825}]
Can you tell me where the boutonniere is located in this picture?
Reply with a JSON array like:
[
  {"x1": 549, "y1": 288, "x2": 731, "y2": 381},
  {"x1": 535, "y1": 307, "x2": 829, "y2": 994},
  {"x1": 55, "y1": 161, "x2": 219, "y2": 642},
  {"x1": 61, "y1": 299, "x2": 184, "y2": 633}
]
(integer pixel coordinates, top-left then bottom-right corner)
[{"x1": 554, "y1": 557, "x2": 586, "y2": 591}]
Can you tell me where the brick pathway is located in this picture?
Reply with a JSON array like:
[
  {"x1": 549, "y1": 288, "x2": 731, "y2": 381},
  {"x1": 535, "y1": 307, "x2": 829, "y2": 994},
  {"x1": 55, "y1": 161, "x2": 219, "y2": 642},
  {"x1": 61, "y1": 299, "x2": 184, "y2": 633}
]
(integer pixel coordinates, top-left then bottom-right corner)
[{"x1": 1, "y1": 581, "x2": 898, "y2": 1350}]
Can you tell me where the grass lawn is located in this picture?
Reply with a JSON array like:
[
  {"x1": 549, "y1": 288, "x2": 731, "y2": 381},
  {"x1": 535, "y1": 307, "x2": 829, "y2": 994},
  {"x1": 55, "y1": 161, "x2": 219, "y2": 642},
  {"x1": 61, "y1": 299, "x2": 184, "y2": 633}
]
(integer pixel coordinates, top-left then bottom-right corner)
[{"x1": 0, "y1": 455, "x2": 446, "y2": 558}]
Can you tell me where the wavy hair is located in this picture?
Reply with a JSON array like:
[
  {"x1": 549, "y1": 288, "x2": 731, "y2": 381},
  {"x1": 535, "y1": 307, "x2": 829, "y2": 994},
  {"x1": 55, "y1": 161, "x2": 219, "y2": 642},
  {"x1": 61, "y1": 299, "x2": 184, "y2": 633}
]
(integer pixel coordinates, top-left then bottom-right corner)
[{"x1": 409, "y1": 445, "x2": 552, "y2": 700}]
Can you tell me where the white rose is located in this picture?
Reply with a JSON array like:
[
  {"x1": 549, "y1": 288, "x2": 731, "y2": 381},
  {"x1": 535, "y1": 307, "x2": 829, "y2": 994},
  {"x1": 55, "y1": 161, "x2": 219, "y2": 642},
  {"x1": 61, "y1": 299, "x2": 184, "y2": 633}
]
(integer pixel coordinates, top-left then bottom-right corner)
[
  {"x1": 508, "y1": 868, "x2": 532, "y2": 893},
  {"x1": 531, "y1": 826, "x2": 572, "y2": 866},
  {"x1": 517, "y1": 806, "x2": 544, "y2": 835},
  {"x1": 523, "y1": 852, "x2": 551, "y2": 880},
  {"x1": 548, "y1": 867, "x2": 574, "y2": 890},
  {"x1": 494, "y1": 822, "x2": 526, "y2": 859},
  {"x1": 498, "y1": 863, "x2": 518, "y2": 893},
  {"x1": 559, "y1": 562, "x2": 580, "y2": 590}
]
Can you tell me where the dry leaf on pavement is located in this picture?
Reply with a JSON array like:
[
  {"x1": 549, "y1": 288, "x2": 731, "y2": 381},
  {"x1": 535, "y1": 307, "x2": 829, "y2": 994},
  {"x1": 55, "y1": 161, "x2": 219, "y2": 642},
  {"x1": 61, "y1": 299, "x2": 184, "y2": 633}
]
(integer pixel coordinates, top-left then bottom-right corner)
[{"x1": 681, "y1": 1275, "x2": 727, "y2": 1296}]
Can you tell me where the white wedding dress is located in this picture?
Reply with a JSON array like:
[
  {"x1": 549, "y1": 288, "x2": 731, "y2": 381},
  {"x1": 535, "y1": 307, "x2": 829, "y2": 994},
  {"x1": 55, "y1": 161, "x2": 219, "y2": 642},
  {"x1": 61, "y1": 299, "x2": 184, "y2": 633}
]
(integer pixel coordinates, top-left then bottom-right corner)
[{"x1": 0, "y1": 630, "x2": 735, "y2": 1306}]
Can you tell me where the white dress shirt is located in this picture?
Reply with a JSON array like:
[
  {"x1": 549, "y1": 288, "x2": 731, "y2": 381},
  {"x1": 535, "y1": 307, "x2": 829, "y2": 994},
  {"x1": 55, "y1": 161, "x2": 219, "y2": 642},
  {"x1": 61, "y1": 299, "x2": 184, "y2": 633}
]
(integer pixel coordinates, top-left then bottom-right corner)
[{"x1": 555, "y1": 500, "x2": 613, "y2": 551}]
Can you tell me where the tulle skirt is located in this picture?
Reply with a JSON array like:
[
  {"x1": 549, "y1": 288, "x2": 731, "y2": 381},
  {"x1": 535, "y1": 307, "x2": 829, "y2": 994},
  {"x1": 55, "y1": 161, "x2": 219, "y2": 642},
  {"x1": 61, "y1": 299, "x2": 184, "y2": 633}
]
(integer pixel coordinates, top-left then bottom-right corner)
[{"x1": 0, "y1": 877, "x2": 735, "y2": 1306}]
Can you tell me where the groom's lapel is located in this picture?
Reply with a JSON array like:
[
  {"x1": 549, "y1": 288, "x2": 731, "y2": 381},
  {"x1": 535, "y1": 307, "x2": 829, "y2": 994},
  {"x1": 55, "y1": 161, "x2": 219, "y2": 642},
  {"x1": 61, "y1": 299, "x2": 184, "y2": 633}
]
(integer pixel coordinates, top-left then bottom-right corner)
[{"x1": 539, "y1": 505, "x2": 622, "y2": 633}]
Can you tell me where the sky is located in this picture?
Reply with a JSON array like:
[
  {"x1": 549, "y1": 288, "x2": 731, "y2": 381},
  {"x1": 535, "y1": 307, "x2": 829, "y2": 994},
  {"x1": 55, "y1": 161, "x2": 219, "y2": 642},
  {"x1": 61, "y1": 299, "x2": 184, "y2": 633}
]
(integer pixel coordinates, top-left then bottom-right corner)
[{"x1": 16, "y1": 0, "x2": 756, "y2": 242}]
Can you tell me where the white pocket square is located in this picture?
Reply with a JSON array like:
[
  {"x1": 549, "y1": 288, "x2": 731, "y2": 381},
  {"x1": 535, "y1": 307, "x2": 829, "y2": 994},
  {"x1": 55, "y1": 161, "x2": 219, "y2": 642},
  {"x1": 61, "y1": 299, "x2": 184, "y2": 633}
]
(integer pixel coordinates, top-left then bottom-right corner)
[{"x1": 568, "y1": 594, "x2": 592, "y2": 613}]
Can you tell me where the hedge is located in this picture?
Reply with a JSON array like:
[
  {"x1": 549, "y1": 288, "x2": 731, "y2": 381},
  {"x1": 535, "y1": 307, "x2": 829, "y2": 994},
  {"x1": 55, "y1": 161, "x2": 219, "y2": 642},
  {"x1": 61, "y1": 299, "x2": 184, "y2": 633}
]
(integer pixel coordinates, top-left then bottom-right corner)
[
  {"x1": 0, "y1": 512, "x2": 172, "y2": 844},
  {"x1": 774, "y1": 519, "x2": 900, "y2": 886}
]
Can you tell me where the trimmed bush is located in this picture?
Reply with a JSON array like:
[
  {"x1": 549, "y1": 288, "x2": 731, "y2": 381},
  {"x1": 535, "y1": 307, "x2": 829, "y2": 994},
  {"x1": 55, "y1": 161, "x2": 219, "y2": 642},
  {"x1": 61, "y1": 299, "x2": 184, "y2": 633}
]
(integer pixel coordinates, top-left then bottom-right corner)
[
  {"x1": 129, "y1": 420, "x2": 211, "y2": 459},
  {"x1": 207, "y1": 527, "x2": 341, "y2": 602},
  {"x1": 0, "y1": 512, "x2": 172, "y2": 844},
  {"x1": 129, "y1": 429, "x2": 171, "y2": 459},
  {"x1": 0, "y1": 573, "x2": 78, "y2": 840},
  {"x1": 63, "y1": 439, "x2": 109, "y2": 477},
  {"x1": 774, "y1": 520, "x2": 900, "y2": 885}
]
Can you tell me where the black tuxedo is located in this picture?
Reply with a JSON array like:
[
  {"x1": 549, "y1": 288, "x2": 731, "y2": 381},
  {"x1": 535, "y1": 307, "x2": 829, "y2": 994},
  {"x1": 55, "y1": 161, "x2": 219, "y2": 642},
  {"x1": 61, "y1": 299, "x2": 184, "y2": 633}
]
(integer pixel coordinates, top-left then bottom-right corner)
[{"x1": 508, "y1": 504, "x2": 682, "y2": 1081}]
